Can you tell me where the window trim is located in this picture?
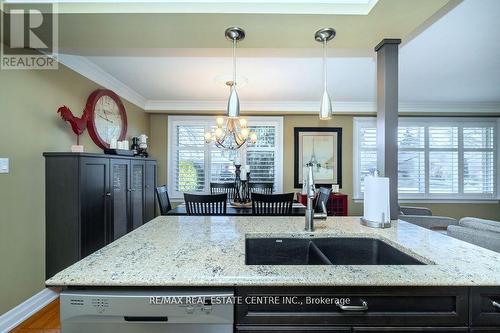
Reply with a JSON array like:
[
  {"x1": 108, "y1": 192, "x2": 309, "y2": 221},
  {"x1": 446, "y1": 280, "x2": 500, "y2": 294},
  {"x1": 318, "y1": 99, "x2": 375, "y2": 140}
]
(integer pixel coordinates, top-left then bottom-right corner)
[
  {"x1": 353, "y1": 116, "x2": 499, "y2": 202},
  {"x1": 167, "y1": 115, "x2": 284, "y2": 199}
]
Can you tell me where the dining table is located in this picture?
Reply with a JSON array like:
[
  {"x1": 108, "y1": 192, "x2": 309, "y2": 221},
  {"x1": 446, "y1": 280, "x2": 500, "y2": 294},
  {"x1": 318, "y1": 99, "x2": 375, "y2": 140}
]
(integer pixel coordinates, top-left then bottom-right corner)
[{"x1": 167, "y1": 202, "x2": 307, "y2": 216}]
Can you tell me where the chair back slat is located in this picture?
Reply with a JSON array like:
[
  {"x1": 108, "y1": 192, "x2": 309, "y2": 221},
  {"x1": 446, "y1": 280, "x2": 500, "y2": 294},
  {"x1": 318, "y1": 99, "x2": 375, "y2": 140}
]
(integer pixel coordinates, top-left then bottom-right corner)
[
  {"x1": 210, "y1": 182, "x2": 236, "y2": 201},
  {"x1": 156, "y1": 185, "x2": 172, "y2": 215},
  {"x1": 315, "y1": 187, "x2": 332, "y2": 215},
  {"x1": 248, "y1": 182, "x2": 274, "y2": 200},
  {"x1": 251, "y1": 192, "x2": 294, "y2": 216},
  {"x1": 184, "y1": 193, "x2": 227, "y2": 216}
]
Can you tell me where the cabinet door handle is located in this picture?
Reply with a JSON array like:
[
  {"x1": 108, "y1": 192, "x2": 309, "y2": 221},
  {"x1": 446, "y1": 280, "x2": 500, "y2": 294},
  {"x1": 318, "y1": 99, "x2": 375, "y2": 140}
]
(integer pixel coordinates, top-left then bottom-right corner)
[
  {"x1": 105, "y1": 192, "x2": 111, "y2": 197},
  {"x1": 337, "y1": 300, "x2": 368, "y2": 312},
  {"x1": 492, "y1": 300, "x2": 500, "y2": 310}
]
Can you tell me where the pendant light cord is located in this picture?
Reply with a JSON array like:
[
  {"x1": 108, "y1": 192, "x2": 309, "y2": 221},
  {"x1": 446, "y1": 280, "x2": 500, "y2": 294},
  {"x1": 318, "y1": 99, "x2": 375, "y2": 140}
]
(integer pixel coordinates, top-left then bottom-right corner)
[
  {"x1": 232, "y1": 38, "x2": 237, "y2": 87},
  {"x1": 323, "y1": 39, "x2": 327, "y2": 91}
]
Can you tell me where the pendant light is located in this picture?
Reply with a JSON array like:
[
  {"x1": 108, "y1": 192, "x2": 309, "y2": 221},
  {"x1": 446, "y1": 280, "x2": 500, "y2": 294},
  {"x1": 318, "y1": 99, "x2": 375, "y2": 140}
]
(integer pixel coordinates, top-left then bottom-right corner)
[
  {"x1": 226, "y1": 27, "x2": 245, "y2": 118},
  {"x1": 315, "y1": 28, "x2": 336, "y2": 120},
  {"x1": 204, "y1": 27, "x2": 257, "y2": 150}
]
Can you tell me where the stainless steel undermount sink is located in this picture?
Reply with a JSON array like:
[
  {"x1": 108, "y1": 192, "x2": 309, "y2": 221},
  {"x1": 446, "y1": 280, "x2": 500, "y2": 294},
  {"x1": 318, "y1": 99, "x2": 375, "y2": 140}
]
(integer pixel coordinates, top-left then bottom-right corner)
[{"x1": 245, "y1": 237, "x2": 426, "y2": 265}]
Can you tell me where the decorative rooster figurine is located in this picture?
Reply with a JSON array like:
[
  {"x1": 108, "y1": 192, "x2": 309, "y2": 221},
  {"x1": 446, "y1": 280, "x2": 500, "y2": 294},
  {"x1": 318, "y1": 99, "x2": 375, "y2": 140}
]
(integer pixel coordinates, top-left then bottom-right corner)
[{"x1": 57, "y1": 106, "x2": 89, "y2": 145}]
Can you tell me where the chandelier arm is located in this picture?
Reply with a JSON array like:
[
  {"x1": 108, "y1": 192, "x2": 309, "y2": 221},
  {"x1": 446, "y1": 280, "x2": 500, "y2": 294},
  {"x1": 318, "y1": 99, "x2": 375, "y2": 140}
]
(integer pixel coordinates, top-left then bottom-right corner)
[
  {"x1": 234, "y1": 132, "x2": 244, "y2": 145},
  {"x1": 215, "y1": 140, "x2": 227, "y2": 150},
  {"x1": 217, "y1": 126, "x2": 229, "y2": 144}
]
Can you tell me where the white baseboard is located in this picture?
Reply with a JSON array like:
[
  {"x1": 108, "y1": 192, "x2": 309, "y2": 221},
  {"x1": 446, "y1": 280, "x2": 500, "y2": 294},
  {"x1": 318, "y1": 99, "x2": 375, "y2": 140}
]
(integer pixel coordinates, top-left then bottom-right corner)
[{"x1": 0, "y1": 288, "x2": 61, "y2": 333}]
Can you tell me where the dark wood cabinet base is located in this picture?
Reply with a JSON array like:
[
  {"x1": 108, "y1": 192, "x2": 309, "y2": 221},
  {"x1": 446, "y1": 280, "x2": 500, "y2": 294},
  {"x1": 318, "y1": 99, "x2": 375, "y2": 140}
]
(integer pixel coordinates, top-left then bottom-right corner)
[
  {"x1": 44, "y1": 153, "x2": 156, "y2": 279},
  {"x1": 235, "y1": 286, "x2": 500, "y2": 332}
]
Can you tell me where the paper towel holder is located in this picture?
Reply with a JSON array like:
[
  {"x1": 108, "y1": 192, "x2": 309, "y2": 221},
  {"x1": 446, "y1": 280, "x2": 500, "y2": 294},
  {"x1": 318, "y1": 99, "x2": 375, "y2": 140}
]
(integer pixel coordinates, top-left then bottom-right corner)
[{"x1": 360, "y1": 170, "x2": 391, "y2": 229}]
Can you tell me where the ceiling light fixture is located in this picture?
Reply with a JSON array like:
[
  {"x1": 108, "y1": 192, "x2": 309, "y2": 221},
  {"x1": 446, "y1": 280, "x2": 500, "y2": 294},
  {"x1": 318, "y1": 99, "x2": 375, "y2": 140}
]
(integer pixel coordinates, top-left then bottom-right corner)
[
  {"x1": 226, "y1": 26, "x2": 244, "y2": 118},
  {"x1": 315, "y1": 27, "x2": 336, "y2": 120},
  {"x1": 204, "y1": 27, "x2": 257, "y2": 150}
]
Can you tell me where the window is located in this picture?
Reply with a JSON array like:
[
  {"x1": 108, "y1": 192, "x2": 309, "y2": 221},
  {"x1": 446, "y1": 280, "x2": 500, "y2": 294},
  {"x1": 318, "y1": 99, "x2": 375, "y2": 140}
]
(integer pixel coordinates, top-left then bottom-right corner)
[
  {"x1": 354, "y1": 117, "x2": 498, "y2": 201},
  {"x1": 168, "y1": 116, "x2": 283, "y2": 199}
]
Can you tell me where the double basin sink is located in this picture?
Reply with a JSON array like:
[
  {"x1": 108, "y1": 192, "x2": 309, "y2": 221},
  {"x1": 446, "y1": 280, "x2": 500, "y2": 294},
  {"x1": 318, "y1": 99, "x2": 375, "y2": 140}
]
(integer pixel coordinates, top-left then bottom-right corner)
[{"x1": 246, "y1": 237, "x2": 425, "y2": 265}]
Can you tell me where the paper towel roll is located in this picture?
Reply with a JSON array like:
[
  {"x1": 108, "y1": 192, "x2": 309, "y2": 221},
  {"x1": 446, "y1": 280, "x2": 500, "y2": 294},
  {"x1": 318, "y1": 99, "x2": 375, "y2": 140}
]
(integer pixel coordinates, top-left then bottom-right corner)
[{"x1": 363, "y1": 175, "x2": 390, "y2": 223}]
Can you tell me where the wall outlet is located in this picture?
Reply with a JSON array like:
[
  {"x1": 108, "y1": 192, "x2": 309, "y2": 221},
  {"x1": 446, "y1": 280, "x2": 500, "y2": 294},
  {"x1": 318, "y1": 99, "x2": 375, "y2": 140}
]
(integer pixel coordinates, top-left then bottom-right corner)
[{"x1": 0, "y1": 158, "x2": 9, "y2": 174}]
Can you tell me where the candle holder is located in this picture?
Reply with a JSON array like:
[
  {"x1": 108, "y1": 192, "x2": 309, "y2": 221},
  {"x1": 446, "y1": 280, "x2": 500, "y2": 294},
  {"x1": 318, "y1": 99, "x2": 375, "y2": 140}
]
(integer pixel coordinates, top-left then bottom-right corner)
[
  {"x1": 240, "y1": 171, "x2": 251, "y2": 202},
  {"x1": 233, "y1": 164, "x2": 243, "y2": 203}
]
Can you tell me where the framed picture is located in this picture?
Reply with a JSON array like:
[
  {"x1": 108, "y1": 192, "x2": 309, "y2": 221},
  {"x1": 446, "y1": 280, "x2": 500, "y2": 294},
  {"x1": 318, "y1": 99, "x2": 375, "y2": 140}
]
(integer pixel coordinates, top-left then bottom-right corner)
[{"x1": 294, "y1": 127, "x2": 342, "y2": 188}]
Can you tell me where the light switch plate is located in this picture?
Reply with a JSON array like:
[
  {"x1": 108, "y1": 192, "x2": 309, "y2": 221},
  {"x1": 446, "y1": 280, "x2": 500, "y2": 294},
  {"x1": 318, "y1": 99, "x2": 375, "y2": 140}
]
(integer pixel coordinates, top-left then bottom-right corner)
[{"x1": 0, "y1": 158, "x2": 9, "y2": 174}]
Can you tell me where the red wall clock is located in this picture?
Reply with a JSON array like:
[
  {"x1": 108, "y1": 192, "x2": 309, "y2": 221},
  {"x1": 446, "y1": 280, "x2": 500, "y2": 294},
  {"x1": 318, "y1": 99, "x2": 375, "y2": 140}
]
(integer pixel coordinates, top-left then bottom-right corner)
[{"x1": 86, "y1": 89, "x2": 128, "y2": 149}]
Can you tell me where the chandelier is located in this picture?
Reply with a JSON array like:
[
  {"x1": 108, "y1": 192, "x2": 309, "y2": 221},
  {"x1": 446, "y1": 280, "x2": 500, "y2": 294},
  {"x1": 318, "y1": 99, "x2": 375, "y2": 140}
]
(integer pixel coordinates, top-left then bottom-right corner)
[{"x1": 204, "y1": 27, "x2": 257, "y2": 150}]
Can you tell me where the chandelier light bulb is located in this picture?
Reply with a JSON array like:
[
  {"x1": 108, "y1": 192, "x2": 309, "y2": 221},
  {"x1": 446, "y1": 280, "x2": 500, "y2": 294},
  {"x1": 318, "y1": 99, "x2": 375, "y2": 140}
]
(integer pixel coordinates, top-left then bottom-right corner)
[
  {"x1": 215, "y1": 127, "x2": 223, "y2": 138},
  {"x1": 204, "y1": 132, "x2": 213, "y2": 142},
  {"x1": 239, "y1": 118, "x2": 247, "y2": 127},
  {"x1": 216, "y1": 117, "x2": 225, "y2": 127},
  {"x1": 241, "y1": 127, "x2": 249, "y2": 138},
  {"x1": 250, "y1": 132, "x2": 257, "y2": 143}
]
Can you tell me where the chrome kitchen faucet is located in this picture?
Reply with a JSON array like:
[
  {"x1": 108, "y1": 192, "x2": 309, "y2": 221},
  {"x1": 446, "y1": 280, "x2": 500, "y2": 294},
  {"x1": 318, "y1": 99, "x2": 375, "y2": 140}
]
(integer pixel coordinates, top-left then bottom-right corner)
[{"x1": 304, "y1": 163, "x2": 327, "y2": 231}]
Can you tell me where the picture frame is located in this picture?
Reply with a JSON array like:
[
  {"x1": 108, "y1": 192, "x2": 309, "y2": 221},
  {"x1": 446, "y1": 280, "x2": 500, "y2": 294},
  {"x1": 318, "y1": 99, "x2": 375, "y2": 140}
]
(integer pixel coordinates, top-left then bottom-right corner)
[{"x1": 294, "y1": 127, "x2": 342, "y2": 189}]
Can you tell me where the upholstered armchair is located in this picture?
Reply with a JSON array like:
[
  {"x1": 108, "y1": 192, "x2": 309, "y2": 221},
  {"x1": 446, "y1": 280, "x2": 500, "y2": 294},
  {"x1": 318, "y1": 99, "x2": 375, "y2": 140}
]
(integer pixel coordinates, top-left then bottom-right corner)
[
  {"x1": 398, "y1": 205, "x2": 458, "y2": 231},
  {"x1": 447, "y1": 217, "x2": 500, "y2": 253}
]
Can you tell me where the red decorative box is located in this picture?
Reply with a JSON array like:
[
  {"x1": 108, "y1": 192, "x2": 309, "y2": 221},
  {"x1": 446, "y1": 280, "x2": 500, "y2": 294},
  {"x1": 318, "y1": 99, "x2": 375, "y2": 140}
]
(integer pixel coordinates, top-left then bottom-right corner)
[{"x1": 296, "y1": 192, "x2": 348, "y2": 216}]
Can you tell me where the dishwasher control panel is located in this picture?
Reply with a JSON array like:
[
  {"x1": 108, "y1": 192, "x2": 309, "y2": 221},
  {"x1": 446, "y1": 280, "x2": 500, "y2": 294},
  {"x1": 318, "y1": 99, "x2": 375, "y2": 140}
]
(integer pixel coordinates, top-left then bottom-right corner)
[{"x1": 61, "y1": 289, "x2": 234, "y2": 326}]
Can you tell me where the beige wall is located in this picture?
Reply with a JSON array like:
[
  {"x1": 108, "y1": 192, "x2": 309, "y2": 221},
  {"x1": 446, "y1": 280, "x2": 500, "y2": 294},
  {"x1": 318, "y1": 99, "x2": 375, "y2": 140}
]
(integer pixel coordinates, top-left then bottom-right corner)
[
  {"x1": 283, "y1": 115, "x2": 363, "y2": 215},
  {"x1": 149, "y1": 114, "x2": 169, "y2": 187},
  {"x1": 149, "y1": 113, "x2": 500, "y2": 220},
  {"x1": 0, "y1": 64, "x2": 149, "y2": 314}
]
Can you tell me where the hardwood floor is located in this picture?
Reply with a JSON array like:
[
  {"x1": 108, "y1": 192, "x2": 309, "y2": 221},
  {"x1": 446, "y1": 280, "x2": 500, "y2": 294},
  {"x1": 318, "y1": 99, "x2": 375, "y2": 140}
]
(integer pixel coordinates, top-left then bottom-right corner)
[{"x1": 10, "y1": 299, "x2": 60, "y2": 333}]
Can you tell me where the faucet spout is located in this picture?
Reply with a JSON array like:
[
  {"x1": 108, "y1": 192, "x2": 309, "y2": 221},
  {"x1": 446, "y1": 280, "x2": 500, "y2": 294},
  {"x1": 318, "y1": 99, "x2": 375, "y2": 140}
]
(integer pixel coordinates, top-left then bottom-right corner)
[
  {"x1": 304, "y1": 163, "x2": 328, "y2": 231},
  {"x1": 305, "y1": 163, "x2": 316, "y2": 231}
]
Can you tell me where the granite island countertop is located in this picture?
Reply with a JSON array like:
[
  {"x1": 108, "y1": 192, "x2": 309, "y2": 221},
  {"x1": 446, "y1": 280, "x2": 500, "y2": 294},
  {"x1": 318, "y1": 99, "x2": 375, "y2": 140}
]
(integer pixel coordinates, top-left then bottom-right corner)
[{"x1": 46, "y1": 216, "x2": 500, "y2": 287}]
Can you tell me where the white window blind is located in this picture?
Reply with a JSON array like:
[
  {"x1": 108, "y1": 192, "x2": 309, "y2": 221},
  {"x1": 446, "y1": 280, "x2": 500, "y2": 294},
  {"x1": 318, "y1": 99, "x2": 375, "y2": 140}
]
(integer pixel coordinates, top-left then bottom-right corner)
[
  {"x1": 354, "y1": 117, "x2": 498, "y2": 200},
  {"x1": 168, "y1": 116, "x2": 283, "y2": 199},
  {"x1": 246, "y1": 125, "x2": 276, "y2": 183},
  {"x1": 175, "y1": 125, "x2": 206, "y2": 193}
]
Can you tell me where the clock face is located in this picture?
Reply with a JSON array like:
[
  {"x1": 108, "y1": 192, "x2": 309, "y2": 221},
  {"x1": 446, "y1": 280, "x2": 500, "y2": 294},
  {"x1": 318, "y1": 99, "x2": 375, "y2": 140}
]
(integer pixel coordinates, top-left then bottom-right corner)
[
  {"x1": 86, "y1": 89, "x2": 128, "y2": 149},
  {"x1": 93, "y1": 95, "x2": 123, "y2": 144}
]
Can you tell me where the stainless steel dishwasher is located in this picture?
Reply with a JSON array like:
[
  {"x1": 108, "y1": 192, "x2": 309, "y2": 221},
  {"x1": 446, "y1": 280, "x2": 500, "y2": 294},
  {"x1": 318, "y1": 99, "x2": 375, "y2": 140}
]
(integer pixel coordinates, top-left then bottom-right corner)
[{"x1": 60, "y1": 289, "x2": 234, "y2": 333}]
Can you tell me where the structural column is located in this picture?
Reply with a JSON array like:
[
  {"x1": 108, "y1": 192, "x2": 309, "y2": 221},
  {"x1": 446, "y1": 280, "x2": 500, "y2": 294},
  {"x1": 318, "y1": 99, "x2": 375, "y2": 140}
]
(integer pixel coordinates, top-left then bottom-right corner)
[{"x1": 375, "y1": 38, "x2": 401, "y2": 220}]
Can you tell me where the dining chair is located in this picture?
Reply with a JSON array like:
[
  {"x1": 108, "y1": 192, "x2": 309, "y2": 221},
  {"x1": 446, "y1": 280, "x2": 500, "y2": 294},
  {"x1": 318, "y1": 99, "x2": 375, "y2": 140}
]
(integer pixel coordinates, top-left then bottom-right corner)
[
  {"x1": 210, "y1": 182, "x2": 236, "y2": 201},
  {"x1": 315, "y1": 187, "x2": 332, "y2": 215},
  {"x1": 156, "y1": 185, "x2": 172, "y2": 215},
  {"x1": 251, "y1": 192, "x2": 294, "y2": 216},
  {"x1": 184, "y1": 193, "x2": 227, "y2": 215},
  {"x1": 248, "y1": 182, "x2": 274, "y2": 197}
]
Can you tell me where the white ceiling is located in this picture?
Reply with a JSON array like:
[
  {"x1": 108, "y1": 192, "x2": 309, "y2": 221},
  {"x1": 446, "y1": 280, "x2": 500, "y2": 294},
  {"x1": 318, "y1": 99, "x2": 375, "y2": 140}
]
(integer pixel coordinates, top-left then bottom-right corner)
[
  {"x1": 85, "y1": 55, "x2": 376, "y2": 101},
  {"x1": 399, "y1": 0, "x2": 500, "y2": 104},
  {"x1": 59, "y1": 0, "x2": 500, "y2": 113}
]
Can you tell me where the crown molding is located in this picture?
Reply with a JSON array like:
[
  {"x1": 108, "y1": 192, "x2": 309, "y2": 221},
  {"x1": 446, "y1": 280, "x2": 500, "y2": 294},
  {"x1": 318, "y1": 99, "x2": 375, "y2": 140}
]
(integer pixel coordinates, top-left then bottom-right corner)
[
  {"x1": 57, "y1": 54, "x2": 500, "y2": 115},
  {"x1": 56, "y1": 54, "x2": 147, "y2": 109},
  {"x1": 5, "y1": 0, "x2": 378, "y2": 15},
  {"x1": 145, "y1": 100, "x2": 376, "y2": 113},
  {"x1": 145, "y1": 100, "x2": 500, "y2": 114},
  {"x1": 399, "y1": 101, "x2": 500, "y2": 114}
]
